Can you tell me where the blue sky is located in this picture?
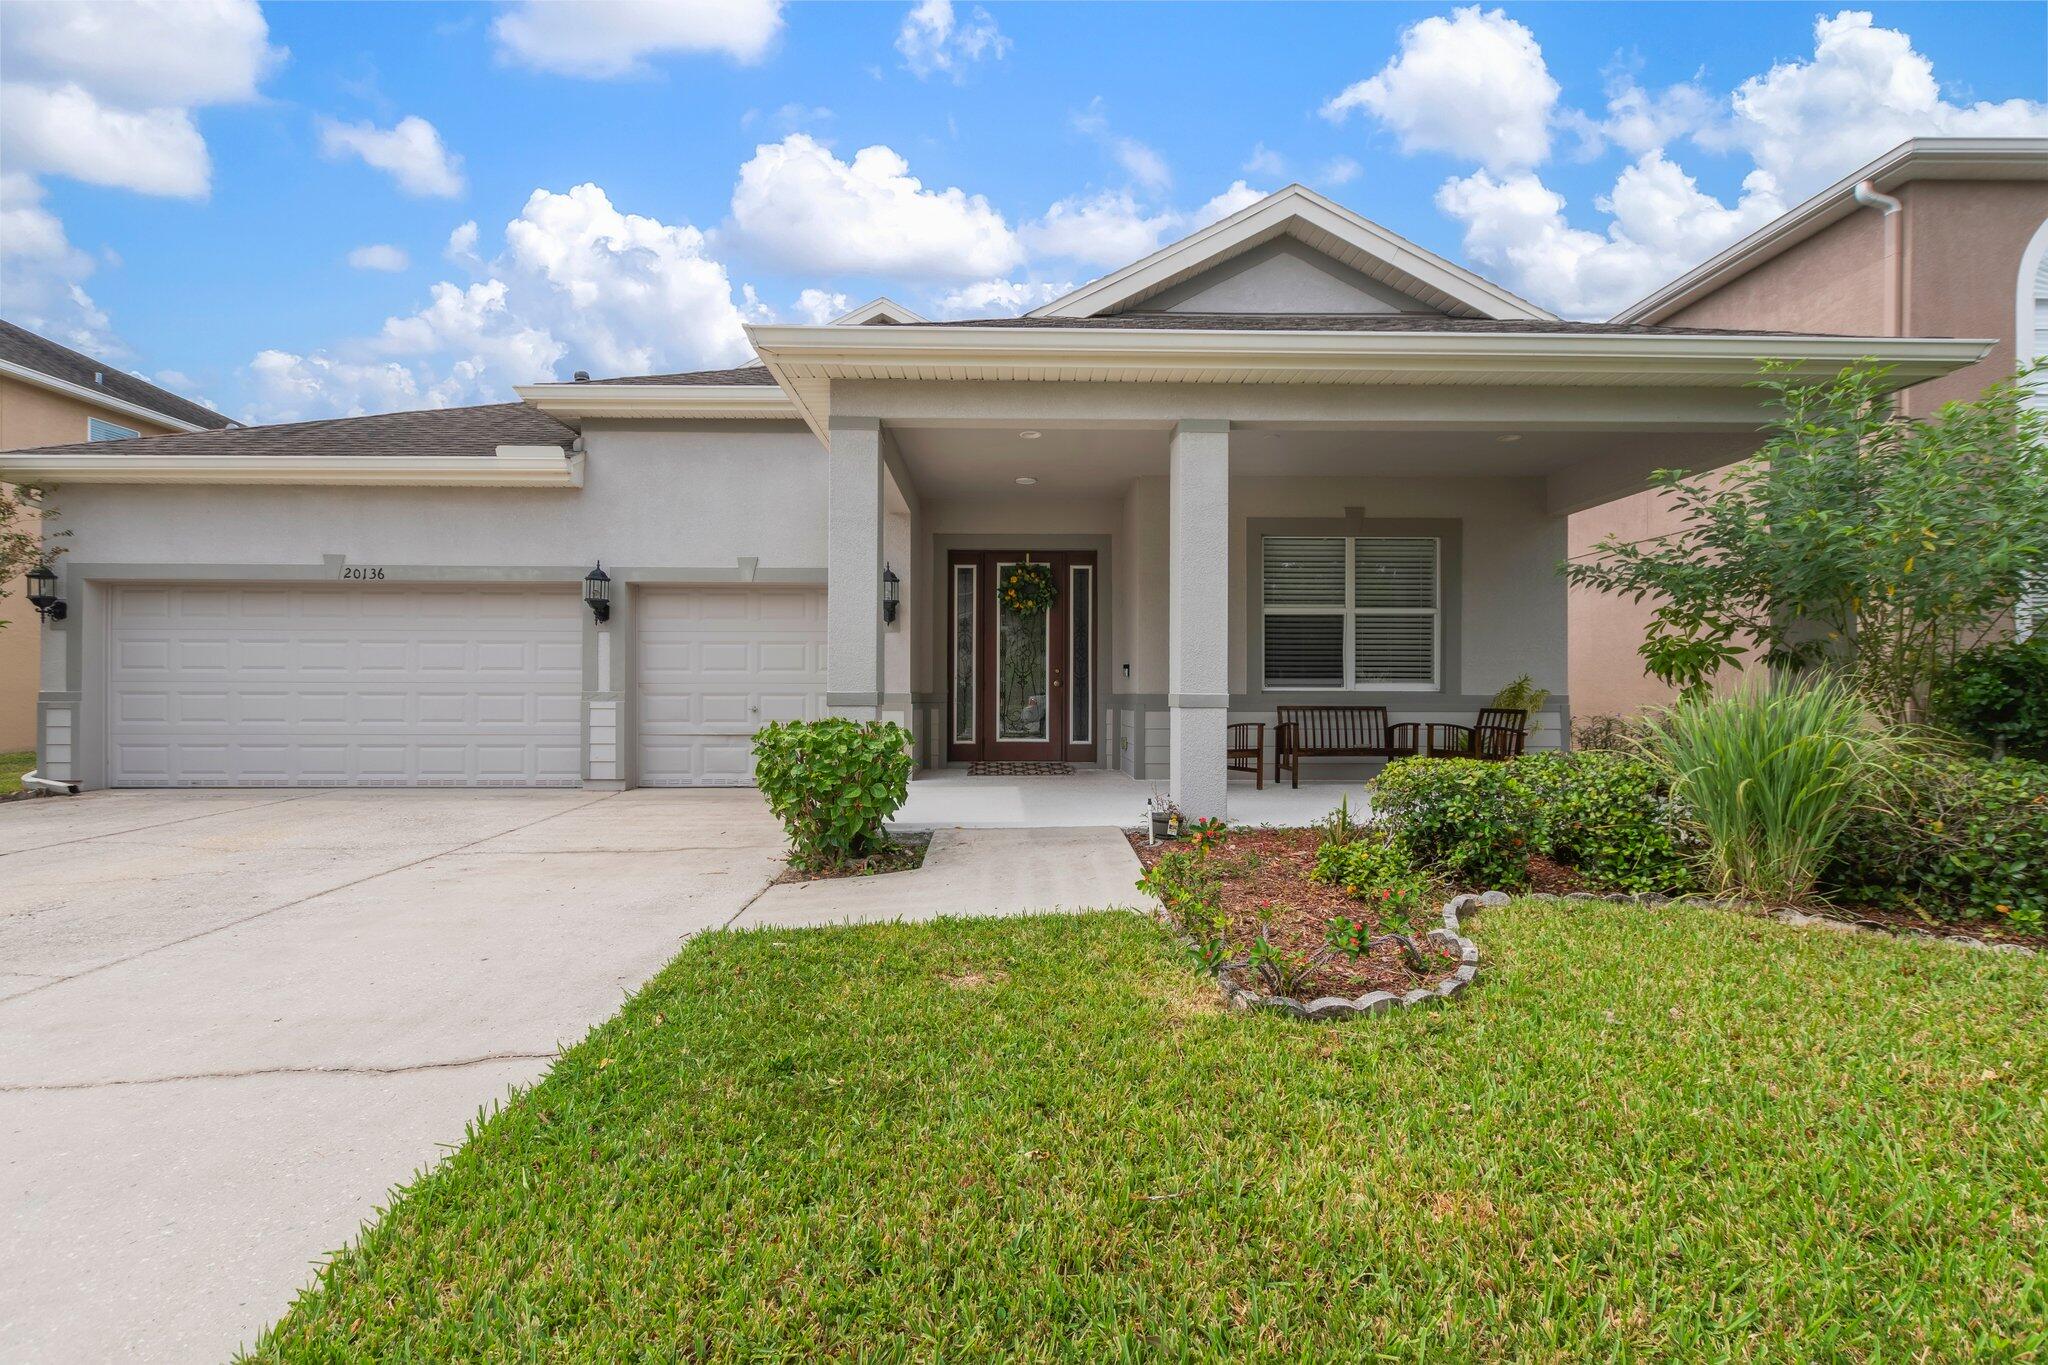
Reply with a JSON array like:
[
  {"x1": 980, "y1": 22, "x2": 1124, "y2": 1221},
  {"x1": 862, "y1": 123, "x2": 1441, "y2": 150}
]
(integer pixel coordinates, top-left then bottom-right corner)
[{"x1": 4, "y1": 1, "x2": 2045, "y2": 423}]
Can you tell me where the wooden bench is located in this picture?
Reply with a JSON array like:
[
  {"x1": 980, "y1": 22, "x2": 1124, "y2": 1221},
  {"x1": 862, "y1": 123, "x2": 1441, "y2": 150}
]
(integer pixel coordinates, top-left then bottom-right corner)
[
  {"x1": 1424, "y1": 707, "x2": 1529, "y2": 761},
  {"x1": 1273, "y1": 705, "x2": 1420, "y2": 788},
  {"x1": 1227, "y1": 722, "x2": 1266, "y2": 790}
]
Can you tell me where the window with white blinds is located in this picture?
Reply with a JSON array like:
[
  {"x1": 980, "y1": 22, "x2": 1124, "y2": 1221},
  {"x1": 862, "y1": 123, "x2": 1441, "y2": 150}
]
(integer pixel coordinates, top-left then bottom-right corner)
[{"x1": 1262, "y1": 535, "x2": 1440, "y2": 690}]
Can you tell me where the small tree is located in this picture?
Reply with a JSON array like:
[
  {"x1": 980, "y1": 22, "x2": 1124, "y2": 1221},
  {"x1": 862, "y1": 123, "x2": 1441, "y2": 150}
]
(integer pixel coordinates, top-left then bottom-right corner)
[
  {"x1": 1565, "y1": 362, "x2": 2048, "y2": 721},
  {"x1": 0, "y1": 485, "x2": 57, "y2": 625}
]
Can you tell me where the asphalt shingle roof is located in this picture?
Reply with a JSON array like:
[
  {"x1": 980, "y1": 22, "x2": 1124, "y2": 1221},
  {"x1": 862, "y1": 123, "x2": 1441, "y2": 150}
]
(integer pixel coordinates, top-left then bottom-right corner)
[
  {"x1": 0, "y1": 319, "x2": 237, "y2": 429},
  {"x1": 923, "y1": 312, "x2": 1852, "y2": 337},
  {"x1": 582, "y1": 364, "x2": 779, "y2": 386},
  {"x1": 18, "y1": 402, "x2": 575, "y2": 460}
]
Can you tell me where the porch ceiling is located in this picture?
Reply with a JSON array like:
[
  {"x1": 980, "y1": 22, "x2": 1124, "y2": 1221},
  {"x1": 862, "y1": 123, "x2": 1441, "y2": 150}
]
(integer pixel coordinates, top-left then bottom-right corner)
[{"x1": 886, "y1": 421, "x2": 1756, "y2": 502}]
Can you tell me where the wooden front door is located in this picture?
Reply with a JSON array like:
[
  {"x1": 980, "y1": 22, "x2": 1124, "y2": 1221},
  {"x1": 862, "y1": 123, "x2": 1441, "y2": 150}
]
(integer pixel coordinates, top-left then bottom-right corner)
[{"x1": 946, "y1": 550, "x2": 1098, "y2": 765}]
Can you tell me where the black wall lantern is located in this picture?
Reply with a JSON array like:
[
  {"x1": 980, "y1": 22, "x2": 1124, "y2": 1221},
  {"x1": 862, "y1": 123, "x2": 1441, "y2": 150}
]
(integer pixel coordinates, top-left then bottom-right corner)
[
  {"x1": 881, "y1": 564, "x2": 900, "y2": 624},
  {"x1": 25, "y1": 563, "x2": 65, "y2": 623},
  {"x1": 582, "y1": 562, "x2": 612, "y2": 623}
]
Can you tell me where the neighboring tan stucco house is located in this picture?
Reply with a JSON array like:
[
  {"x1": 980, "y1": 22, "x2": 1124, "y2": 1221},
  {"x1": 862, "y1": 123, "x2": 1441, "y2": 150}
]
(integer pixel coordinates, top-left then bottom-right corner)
[
  {"x1": 0, "y1": 321, "x2": 234, "y2": 750},
  {"x1": 1574, "y1": 138, "x2": 2048, "y2": 719},
  {"x1": 0, "y1": 186, "x2": 1986, "y2": 819}
]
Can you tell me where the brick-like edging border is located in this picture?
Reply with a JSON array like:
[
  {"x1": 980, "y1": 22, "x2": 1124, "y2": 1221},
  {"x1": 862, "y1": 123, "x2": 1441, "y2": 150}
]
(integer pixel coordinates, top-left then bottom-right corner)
[{"x1": 1159, "y1": 890, "x2": 1503, "y2": 1021}]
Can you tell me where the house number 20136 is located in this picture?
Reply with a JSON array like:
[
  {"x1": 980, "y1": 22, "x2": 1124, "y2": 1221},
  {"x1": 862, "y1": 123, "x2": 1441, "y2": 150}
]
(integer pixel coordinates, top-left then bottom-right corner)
[{"x1": 340, "y1": 567, "x2": 386, "y2": 581}]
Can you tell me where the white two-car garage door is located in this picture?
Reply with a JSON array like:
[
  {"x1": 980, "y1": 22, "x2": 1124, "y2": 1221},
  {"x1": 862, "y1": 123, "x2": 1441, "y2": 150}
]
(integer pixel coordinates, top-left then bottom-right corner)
[
  {"x1": 106, "y1": 584, "x2": 584, "y2": 787},
  {"x1": 636, "y1": 585, "x2": 826, "y2": 786}
]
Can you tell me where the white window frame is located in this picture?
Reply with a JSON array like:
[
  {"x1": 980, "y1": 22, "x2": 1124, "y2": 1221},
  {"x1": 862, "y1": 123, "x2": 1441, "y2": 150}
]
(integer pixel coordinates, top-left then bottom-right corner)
[
  {"x1": 88, "y1": 416, "x2": 140, "y2": 442},
  {"x1": 1260, "y1": 534, "x2": 1440, "y2": 692}
]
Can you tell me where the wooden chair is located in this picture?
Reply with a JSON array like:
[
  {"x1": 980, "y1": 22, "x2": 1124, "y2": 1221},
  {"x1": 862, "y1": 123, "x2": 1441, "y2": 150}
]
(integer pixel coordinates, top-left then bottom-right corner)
[
  {"x1": 1425, "y1": 707, "x2": 1529, "y2": 761},
  {"x1": 1272, "y1": 705, "x2": 1419, "y2": 788},
  {"x1": 1226, "y1": 722, "x2": 1265, "y2": 790}
]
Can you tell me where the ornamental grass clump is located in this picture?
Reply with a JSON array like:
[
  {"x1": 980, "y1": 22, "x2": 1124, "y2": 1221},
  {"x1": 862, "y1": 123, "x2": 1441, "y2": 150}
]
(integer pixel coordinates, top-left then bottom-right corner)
[{"x1": 1642, "y1": 677, "x2": 1904, "y2": 904}]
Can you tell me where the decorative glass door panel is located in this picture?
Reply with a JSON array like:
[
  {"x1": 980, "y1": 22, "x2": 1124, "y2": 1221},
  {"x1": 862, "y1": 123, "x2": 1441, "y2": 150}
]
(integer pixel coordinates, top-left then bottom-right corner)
[{"x1": 947, "y1": 550, "x2": 1097, "y2": 764}]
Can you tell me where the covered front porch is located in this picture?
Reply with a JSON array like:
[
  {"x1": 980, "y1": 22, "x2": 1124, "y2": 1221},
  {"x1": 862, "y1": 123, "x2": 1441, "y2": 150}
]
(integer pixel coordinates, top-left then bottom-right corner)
[
  {"x1": 750, "y1": 319, "x2": 1976, "y2": 822},
  {"x1": 822, "y1": 399, "x2": 1761, "y2": 821}
]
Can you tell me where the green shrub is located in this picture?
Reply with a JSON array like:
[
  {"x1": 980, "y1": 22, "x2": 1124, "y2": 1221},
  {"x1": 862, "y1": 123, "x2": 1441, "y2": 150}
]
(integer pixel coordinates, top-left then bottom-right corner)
[
  {"x1": 1311, "y1": 826, "x2": 1437, "y2": 905},
  {"x1": 1516, "y1": 751, "x2": 1696, "y2": 894},
  {"x1": 1371, "y1": 757, "x2": 1542, "y2": 890},
  {"x1": 1641, "y1": 677, "x2": 1904, "y2": 903},
  {"x1": 1825, "y1": 755, "x2": 2048, "y2": 930},
  {"x1": 1930, "y1": 636, "x2": 2048, "y2": 760},
  {"x1": 750, "y1": 719, "x2": 912, "y2": 870}
]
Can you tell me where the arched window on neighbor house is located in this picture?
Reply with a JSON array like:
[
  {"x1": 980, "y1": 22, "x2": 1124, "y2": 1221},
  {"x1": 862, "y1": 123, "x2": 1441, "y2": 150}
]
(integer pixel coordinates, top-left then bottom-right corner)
[{"x1": 2017, "y1": 216, "x2": 2048, "y2": 640}]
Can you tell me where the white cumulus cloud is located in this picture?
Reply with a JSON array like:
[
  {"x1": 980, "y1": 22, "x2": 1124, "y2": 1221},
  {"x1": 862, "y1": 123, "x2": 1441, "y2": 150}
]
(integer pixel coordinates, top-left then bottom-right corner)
[
  {"x1": 730, "y1": 134, "x2": 1024, "y2": 280},
  {"x1": 895, "y1": 0, "x2": 1010, "y2": 80},
  {"x1": 0, "y1": 0, "x2": 279, "y2": 351},
  {"x1": 931, "y1": 278, "x2": 1075, "y2": 318},
  {"x1": 1322, "y1": 6, "x2": 1559, "y2": 172},
  {"x1": 1021, "y1": 191, "x2": 1180, "y2": 269},
  {"x1": 1437, "y1": 151, "x2": 1784, "y2": 318},
  {"x1": 794, "y1": 288, "x2": 852, "y2": 323},
  {"x1": 319, "y1": 116, "x2": 466, "y2": 198},
  {"x1": 347, "y1": 244, "x2": 411, "y2": 272},
  {"x1": 493, "y1": 0, "x2": 783, "y2": 77},
  {"x1": 1705, "y1": 10, "x2": 2048, "y2": 197},
  {"x1": 245, "y1": 184, "x2": 758, "y2": 421}
]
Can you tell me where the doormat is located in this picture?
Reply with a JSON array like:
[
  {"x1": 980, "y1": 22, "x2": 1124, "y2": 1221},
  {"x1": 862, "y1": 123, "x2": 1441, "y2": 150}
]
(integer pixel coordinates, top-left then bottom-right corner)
[{"x1": 967, "y1": 761, "x2": 1074, "y2": 776}]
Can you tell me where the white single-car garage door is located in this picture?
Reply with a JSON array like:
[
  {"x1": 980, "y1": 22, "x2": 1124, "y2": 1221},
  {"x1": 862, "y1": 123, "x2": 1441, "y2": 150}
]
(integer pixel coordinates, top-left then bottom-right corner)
[
  {"x1": 637, "y1": 585, "x2": 826, "y2": 786},
  {"x1": 106, "y1": 584, "x2": 584, "y2": 787}
]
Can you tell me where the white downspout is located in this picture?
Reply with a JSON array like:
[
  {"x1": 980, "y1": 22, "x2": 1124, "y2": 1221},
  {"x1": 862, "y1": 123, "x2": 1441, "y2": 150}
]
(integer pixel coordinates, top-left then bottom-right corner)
[
  {"x1": 19, "y1": 771, "x2": 79, "y2": 795},
  {"x1": 1852, "y1": 180, "x2": 1905, "y2": 339}
]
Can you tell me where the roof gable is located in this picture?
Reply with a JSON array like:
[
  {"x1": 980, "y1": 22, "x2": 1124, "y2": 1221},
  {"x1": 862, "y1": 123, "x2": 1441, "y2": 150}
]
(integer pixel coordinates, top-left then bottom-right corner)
[
  {"x1": 1029, "y1": 184, "x2": 1553, "y2": 322},
  {"x1": 833, "y1": 297, "x2": 927, "y2": 325}
]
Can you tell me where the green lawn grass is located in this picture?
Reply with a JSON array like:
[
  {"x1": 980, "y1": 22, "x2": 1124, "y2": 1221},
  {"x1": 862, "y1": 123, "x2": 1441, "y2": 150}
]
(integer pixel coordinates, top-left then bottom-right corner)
[
  {"x1": 253, "y1": 903, "x2": 2048, "y2": 1360},
  {"x1": 0, "y1": 750, "x2": 34, "y2": 795}
]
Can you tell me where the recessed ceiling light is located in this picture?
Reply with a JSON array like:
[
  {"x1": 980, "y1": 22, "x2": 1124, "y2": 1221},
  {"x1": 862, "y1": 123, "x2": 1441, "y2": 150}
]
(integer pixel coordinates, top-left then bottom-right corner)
[
  {"x1": 1497, "y1": 433, "x2": 1522, "y2": 443},
  {"x1": 1019, "y1": 430, "x2": 1042, "y2": 439},
  {"x1": 1015, "y1": 476, "x2": 1038, "y2": 486}
]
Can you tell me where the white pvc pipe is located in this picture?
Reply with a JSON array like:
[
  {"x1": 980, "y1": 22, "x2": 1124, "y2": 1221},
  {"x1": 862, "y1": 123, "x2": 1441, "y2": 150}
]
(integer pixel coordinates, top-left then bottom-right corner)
[{"x1": 19, "y1": 771, "x2": 79, "y2": 795}]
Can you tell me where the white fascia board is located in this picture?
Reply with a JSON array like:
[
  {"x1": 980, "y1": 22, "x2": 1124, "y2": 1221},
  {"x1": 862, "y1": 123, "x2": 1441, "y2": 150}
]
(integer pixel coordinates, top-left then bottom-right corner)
[
  {"x1": 515, "y1": 382, "x2": 796, "y2": 420},
  {"x1": 1028, "y1": 184, "x2": 1555, "y2": 322},
  {"x1": 749, "y1": 321, "x2": 1990, "y2": 385},
  {"x1": 0, "y1": 448, "x2": 583, "y2": 488},
  {"x1": 0, "y1": 358, "x2": 212, "y2": 433},
  {"x1": 1614, "y1": 137, "x2": 2048, "y2": 323}
]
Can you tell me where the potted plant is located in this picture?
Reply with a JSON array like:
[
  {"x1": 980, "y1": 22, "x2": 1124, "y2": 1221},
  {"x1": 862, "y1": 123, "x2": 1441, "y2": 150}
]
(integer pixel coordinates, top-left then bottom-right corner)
[{"x1": 1147, "y1": 794, "x2": 1183, "y2": 841}]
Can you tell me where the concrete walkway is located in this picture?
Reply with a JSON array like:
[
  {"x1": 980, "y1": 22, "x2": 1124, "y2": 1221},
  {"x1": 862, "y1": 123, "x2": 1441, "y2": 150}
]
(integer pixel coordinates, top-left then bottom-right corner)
[
  {"x1": 0, "y1": 787, "x2": 786, "y2": 1364},
  {"x1": 737, "y1": 826, "x2": 1151, "y2": 927},
  {"x1": 893, "y1": 769, "x2": 1370, "y2": 829}
]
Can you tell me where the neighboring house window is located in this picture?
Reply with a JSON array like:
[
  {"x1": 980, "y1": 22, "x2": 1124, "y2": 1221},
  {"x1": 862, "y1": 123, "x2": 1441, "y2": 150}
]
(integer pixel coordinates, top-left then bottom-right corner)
[
  {"x1": 1261, "y1": 534, "x2": 1439, "y2": 690},
  {"x1": 88, "y1": 417, "x2": 140, "y2": 441}
]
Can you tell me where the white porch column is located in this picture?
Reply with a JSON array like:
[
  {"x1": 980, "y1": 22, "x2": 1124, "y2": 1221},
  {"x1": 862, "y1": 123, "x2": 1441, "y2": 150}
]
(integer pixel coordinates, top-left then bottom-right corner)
[
  {"x1": 827, "y1": 416, "x2": 884, "y2": 718},
  {"x1": 1168, "y1": 419, "x2": 1230, "y2": 818}
]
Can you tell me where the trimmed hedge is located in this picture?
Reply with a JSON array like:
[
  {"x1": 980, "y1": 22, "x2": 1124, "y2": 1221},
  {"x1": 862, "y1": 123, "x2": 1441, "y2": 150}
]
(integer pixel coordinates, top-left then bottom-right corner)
[
  {"x1": 1370, "y1": 750, "x2": 1696, "y2": 895},
  {"x1": 1930, "y1": 637, "x2": 2048, "y2": 760},
  {"x1": 1824, "y1": 755, "x2": 2048, "y2": 930},
  {"x1": 1516, "y1": 750, "x2": 1697, "y2": 894},
  {"x1": 751, "y1": 718, "x2": 912, "y2": 869},
  {"x1": 1371, "y1": 758, "x2": 1543, "y2": 890}
]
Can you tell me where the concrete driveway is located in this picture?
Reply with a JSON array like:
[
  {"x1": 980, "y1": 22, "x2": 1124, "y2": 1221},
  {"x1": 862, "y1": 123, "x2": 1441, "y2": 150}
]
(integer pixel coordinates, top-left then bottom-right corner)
[{"x1": 0, "y1": 787, "x2": 785, "y2": 1363}]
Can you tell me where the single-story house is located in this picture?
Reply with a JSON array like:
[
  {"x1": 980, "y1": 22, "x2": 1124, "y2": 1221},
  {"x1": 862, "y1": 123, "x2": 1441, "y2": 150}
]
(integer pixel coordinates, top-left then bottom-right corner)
[{"x1": 0, "y1": 186, "x2": 1988, "y2": 818}]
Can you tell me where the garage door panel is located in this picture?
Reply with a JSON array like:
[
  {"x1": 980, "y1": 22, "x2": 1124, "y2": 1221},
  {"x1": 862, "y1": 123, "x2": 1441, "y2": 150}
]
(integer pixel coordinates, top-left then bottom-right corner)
[
  {"x1": 636, "y1": 586, "x2": 826, "y2": 787},
  {"x1": 106, "y1": 585, "x2": 584, "y2": 788}
]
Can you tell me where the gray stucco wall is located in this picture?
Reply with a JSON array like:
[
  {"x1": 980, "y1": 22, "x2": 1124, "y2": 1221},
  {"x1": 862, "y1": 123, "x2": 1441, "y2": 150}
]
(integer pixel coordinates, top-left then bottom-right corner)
[{"x1": 47, "y1": 421, "x2": 829, "y2": 572}]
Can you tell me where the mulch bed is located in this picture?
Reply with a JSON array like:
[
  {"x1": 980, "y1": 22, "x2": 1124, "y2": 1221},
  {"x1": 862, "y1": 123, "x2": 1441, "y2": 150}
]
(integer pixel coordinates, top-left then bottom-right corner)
[
  {"x1": 774, "y1": 831, "x2": 932, "y2": 884},
  {"x1": 1127, "y1": 827, "x2": 1458, "y2": 998}
]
